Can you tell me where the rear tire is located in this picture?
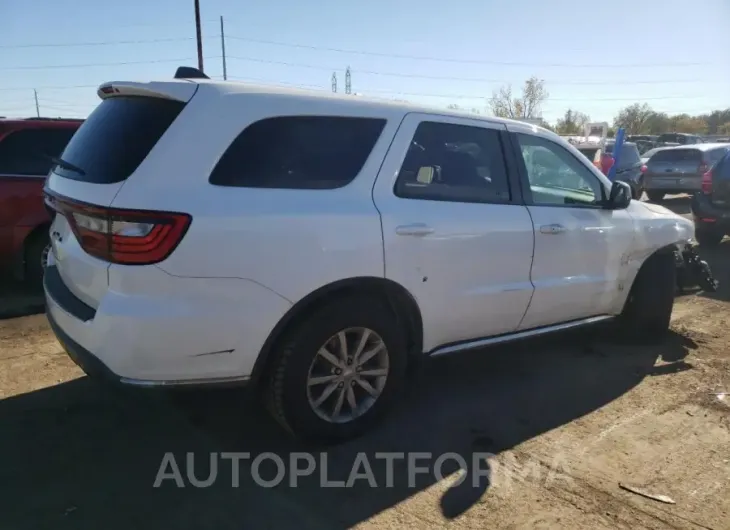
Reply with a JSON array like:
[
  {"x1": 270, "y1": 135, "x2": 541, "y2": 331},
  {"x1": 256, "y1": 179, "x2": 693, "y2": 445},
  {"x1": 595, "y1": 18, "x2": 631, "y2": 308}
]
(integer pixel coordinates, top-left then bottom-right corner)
[
  {"x1": 646, "y1": 191, "x2": 665, "y2": 202},
  {"x1": 265, "y1": 295, "x2": 408, "y2": 442},
  {"x1": 695, "y1": 226, "x2": 724, "y2": 247},
  {"x1": 617, "y1": 251, "x2": 676, "y2": 343}
]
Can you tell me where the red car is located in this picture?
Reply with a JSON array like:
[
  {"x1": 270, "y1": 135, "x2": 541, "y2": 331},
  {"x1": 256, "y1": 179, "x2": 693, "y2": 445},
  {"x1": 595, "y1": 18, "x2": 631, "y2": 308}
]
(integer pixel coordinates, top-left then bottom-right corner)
[{"x1": 0, "y1": 117, "x2": 82, "y2": 284}]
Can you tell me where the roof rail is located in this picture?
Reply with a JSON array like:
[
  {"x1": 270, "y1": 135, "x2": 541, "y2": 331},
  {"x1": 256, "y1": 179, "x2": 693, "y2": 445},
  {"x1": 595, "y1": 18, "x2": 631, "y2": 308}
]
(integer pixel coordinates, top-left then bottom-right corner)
[{"x1": 174, "y1": 66, "x2": 210, "y2": 80}]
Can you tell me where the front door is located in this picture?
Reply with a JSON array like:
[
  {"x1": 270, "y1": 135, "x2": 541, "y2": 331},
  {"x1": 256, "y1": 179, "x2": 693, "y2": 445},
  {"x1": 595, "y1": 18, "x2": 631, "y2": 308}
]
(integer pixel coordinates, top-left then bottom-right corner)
[
  {"x1": 512, "y1": 132, "x2": 635, "y2": 330},
  {"x1": 372, "y1": 113, "x2": 535, "y2": 352}
]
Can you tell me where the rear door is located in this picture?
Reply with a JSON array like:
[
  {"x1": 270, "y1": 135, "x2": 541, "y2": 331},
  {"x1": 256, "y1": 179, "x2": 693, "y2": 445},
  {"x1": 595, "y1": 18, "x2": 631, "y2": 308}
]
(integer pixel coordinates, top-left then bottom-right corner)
[
  {"x1": 45, "y1": 86, "x2": 195, "y2": 308},
  {"x1": 710, "y1": 152, "x2": 730, "y2": 208},
  {"x1": 645, "y1": 148, "x2": 703, "y2": 192}
]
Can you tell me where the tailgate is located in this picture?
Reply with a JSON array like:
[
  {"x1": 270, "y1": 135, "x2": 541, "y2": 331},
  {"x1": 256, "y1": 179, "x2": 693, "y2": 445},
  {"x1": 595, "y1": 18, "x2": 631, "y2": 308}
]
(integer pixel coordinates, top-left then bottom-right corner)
[{"x1": 45, "y1": 81, "x2": 196, "y2": 309}]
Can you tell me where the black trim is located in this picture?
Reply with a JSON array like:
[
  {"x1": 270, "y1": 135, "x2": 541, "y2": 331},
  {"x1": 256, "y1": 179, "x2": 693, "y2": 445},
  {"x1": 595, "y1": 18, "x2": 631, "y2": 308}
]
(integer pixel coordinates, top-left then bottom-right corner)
[
  {"x1": 174, "y1": 66, "x2": 210, "y2": 80},
  {"x1": 46, "y1": 310, "x2": 120, "y2": 383},
  {"x1": 500, "y1": 130, "x2": 527, "y2": 205},
  {"x1": 44, "y1": 265, "x2": 96, "y2": 322}
]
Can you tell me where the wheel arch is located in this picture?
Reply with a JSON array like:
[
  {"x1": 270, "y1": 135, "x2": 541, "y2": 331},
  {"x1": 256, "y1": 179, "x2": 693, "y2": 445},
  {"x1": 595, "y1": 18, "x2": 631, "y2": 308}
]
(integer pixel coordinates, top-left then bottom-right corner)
[
  {"x1": 250, "y1": 276, "x2": 423, "y2": 387},
  {"x1": 622, "y1": 243, "x2": 677, "y2": 307}
]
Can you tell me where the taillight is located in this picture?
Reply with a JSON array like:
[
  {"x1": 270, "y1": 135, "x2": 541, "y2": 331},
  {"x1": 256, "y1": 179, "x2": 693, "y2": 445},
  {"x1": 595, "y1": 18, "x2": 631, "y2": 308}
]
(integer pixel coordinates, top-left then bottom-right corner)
[
  {"x1": 45, "y1": 191, "x2": 191, "y2": 265},
  {"x1": 701, "y1": 170, "x2": 713, "y2": 194}
]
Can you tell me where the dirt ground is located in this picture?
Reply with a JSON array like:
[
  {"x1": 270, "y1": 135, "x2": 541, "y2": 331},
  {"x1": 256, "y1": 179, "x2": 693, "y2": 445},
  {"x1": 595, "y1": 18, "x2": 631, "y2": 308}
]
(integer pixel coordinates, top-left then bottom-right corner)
[{"x1": 1, "y1": 196, "x2": 728, "y2": 530}]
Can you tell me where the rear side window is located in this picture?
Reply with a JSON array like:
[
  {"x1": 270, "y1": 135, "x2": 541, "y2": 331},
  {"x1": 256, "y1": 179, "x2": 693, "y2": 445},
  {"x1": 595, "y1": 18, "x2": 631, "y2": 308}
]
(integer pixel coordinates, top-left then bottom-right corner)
[
  {"x1": 650, "y1": 149, "x2": 702, "y2": 163},
  {"x1": 55, "y1": 96, "x2": 185, "y2": 183},
  {"x1": 707, "y1": 147, "x2": 729, "y2": 166},
  {"x1": 0, "y1": 128, "x2": 76, "y2": 176},
  {"x1": 209, "y1": 116, "x2": 386, "y2": 189}
]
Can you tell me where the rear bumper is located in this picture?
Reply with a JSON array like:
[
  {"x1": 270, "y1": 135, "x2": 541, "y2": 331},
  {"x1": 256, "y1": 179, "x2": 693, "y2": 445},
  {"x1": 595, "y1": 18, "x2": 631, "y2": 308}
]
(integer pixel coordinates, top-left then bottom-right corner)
[
  {"x1": 691, "y1": 193, "x2": 730, "y2": 231},
  {"x1": 44, "y1": 264, "x2": 290, "y2": 387},
  {"x1": 644, "y1": 175, "x2": 701, "y2": 193}
]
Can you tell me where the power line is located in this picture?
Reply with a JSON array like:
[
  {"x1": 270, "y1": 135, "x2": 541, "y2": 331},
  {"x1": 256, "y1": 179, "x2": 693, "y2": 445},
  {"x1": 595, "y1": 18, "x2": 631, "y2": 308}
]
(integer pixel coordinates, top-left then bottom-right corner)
[
  {"x1": 224, "y1": 35, "x2": 710, "y2": 68},
  {"x1": 0, "y1": 56, "x2": 218, "y2": 71},
  {"x1": 223, "y1": 56, "x2": 725, "y2": 86},
  {"x1": 0, "y1": 36, "x2": 203, "y2": 49},
  {"x1": 222, "y1": 75, "x2": 716, "y2": 102}
]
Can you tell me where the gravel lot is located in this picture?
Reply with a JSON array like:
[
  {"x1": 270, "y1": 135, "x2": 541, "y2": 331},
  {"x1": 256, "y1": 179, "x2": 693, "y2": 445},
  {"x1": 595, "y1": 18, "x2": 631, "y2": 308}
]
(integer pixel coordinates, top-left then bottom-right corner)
[{"x1": 1, "y1": 196, "x2": 728, "y2": 530}]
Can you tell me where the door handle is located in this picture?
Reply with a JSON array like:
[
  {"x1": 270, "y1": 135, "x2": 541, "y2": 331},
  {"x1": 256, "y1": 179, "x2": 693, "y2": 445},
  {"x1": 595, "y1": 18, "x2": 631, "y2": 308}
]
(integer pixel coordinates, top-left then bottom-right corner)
[
  {"x1": 395, "y1": 223, "x2": 435, "y2": 237},
  {"x1": 539, "y1": 224, "x2": 566, "y2": 235}
]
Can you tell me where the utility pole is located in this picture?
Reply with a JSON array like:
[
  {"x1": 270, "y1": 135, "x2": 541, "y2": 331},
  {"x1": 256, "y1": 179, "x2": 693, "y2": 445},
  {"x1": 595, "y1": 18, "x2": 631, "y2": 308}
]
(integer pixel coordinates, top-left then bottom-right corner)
[
  {"x1": 345, "y1": 66, "x2": 352, "y2": 95},
  {"x1": 33, "y1": 89, "x2": 40, "y2": 117},
  {"x1": 194, "y1": 0, "x2": 204, "y2": 71},
  {"x1": 220, "y1": 16, "x2": 227, "y2": 80},
  {"x1": 331, "y1": 72, "x2": 337, "y2": 93}
]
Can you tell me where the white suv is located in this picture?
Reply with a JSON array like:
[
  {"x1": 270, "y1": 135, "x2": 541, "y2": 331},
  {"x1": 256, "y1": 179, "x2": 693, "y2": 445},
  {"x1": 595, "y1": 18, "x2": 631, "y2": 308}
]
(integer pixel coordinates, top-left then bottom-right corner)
[{"x1": 43, "y1": 68, "x2": 694, "y2": 441}]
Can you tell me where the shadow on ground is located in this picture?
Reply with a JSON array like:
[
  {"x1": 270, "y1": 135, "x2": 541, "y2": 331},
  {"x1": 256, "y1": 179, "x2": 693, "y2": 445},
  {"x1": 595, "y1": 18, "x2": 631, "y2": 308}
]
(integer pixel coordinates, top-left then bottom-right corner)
[
  {"x1": 657, "y1": 195, "x2": 691, "y2": 217},
  {"x1": 0, "y1": 280, "x2": 44, "y2": 320},
  {"x1": 0, "y1": 328, "x2": 696, "y2": 529}
]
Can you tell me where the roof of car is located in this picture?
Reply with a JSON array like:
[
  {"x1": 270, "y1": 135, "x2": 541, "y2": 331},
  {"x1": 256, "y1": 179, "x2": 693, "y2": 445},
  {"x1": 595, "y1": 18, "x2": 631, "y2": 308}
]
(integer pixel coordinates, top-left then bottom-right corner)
[
  {"x1": 187, "y1": 78, "x2": 556, "y2": 134},
  {"x1": 659, "y1": 142, "x2": 730, "y2": 152}
]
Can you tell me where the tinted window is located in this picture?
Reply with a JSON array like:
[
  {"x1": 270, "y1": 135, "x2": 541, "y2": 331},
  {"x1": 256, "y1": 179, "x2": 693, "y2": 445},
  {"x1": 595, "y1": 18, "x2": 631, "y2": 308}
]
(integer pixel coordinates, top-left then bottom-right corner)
[
  {"x1": 578, "y1": 148, "x2": 600, "y2": 162},
  {"x1": 210, "y1": 116, "x2": 386, "y2": 189},
  {"x1": 716, "y1": 153, "x2": 730, "y2": 180},
  {"x1": 55, "y1": 96, "x2": 185, "y2": 183},
  {"x1": 0, "y1": 128, "x2": 76, "y2": 176},
  {"x1": 394, "y1": 121, "x2": 511, "y2": 203},
  {"x1": 707, "y1": 147, "x2": 729, "y2": 166},
  {"x1": 607, "y1": 144, "x2": 641, "y2": 168},
  {"x1": 517, "y1": 134, "x2": 604, "y2": 206},
  {"x1": 650, "y1": 149, "x2": 702, "y2": 163}
]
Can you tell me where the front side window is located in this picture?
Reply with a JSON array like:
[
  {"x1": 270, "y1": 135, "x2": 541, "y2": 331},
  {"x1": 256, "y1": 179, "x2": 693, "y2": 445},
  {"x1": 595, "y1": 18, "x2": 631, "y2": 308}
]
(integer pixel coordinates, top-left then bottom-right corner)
[
  {"x1": 516, "y1": 134, "x2": 605, "y2": 207},
  {"x1": 209, "y1": 116, "x2": 386, "y2": 189},
  {"x1": 394, "y1": 121, "x2": 511, "y2": 203}
]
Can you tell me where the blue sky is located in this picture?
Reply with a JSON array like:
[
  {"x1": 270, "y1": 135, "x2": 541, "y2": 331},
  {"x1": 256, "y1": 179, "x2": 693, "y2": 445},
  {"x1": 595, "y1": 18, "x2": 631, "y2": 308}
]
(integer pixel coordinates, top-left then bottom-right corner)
[{"x1": 1, "y1": 0, "x2": 728, "y2": 124}]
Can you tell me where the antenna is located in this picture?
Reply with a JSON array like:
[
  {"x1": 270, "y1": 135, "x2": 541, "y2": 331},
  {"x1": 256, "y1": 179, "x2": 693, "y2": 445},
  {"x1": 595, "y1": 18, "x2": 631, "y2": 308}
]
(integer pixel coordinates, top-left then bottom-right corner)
[
  {"x1": 331, "y1": 72, "x2": 338, "y2": 93},
  {"x1": 345, "y1": 66, "x2": 352, "y2": 95}
]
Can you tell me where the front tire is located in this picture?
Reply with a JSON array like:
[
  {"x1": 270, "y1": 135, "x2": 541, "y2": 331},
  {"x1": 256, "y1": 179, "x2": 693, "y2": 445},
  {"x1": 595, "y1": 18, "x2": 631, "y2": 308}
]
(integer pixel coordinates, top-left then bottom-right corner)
[
  {"x1": 266, "y1": 296, "x2": 408, "y2": 441},
  {"x1": 617, "y1": 251, "x2": 676, "y2": 343}
]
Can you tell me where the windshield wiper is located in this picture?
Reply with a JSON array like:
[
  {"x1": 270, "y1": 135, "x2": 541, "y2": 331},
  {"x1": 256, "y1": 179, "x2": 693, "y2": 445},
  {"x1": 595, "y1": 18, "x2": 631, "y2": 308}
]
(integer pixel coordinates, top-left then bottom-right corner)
[{"x1": 43, "y1": 154, "x2": 86, "y2": 176}]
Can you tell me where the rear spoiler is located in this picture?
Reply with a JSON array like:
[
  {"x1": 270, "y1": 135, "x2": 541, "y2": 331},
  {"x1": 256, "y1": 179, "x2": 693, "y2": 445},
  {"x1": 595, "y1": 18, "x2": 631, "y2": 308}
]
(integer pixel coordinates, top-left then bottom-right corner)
[{"x1": 97, "y1": 81, "x2": 199, "y2": 103}]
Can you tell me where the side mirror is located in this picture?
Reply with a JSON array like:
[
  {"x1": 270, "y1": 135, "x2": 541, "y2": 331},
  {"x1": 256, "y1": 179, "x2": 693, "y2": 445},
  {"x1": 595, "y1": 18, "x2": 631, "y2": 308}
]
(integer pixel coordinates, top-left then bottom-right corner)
[{"x1": 606, "y1": 180, "x2": 632, "y2": 209}]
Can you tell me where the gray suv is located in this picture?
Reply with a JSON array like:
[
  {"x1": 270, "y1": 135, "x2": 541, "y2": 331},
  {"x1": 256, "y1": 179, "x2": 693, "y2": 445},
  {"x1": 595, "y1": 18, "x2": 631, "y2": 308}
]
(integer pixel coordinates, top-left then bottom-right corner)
[{"x1": 643, "y1": 143, "x2": 730, "y2": 202}]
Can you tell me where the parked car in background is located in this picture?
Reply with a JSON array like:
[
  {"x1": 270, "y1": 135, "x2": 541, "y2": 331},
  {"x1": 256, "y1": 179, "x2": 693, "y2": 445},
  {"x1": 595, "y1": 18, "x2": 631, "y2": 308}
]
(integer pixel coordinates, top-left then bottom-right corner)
[
  {"x1": 577, "y1": 141, "x2": 646, "y2": 199},
  {"x1": 640, "y1": 145, "x2": 673, "y2": 165},
  {"x1": 643, "y1": 143, "x2": 730, "y2": 202},
  {"x1": 626, "y1": 135, "x2": 659, "y2": 154},
  {"x1": 656, "y1": 132, "x2": 703, "y2": 145},
  {"x1": 0, "y1": 117, "x2": 82, "y2": 284},
  {"x1": 691, "y1": 150, "x2": 730, "y2": 246},
  {"x1": 42, "y1": 69, "x2": 694, "y2": 440}
]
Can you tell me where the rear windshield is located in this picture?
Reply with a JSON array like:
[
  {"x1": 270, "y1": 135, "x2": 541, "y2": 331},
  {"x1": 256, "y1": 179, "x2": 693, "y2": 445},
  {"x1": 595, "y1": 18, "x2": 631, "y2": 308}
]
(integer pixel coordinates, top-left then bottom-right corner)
[
  {"x1": 578, "y1": 148, "x2": 600, "y2": 162},
  {"x1": 604, "y1": 144, "x2": 641, "y2": 167},
  {"x1": 53, "y1": 96, "x2": 185, "y2": 184},
  {"x1": 649, "y1": 149, "x2": 702, "y2": 163},
  {"x1": 209, "y1": 116, "x2": 386, "y2": 189}
]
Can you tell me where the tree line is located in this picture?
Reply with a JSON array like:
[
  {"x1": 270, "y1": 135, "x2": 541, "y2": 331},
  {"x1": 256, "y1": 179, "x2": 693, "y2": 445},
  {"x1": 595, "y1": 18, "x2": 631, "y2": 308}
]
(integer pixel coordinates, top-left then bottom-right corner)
[{"x1": 446, "y1": 77, "x2": 730, "y2": 137}]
